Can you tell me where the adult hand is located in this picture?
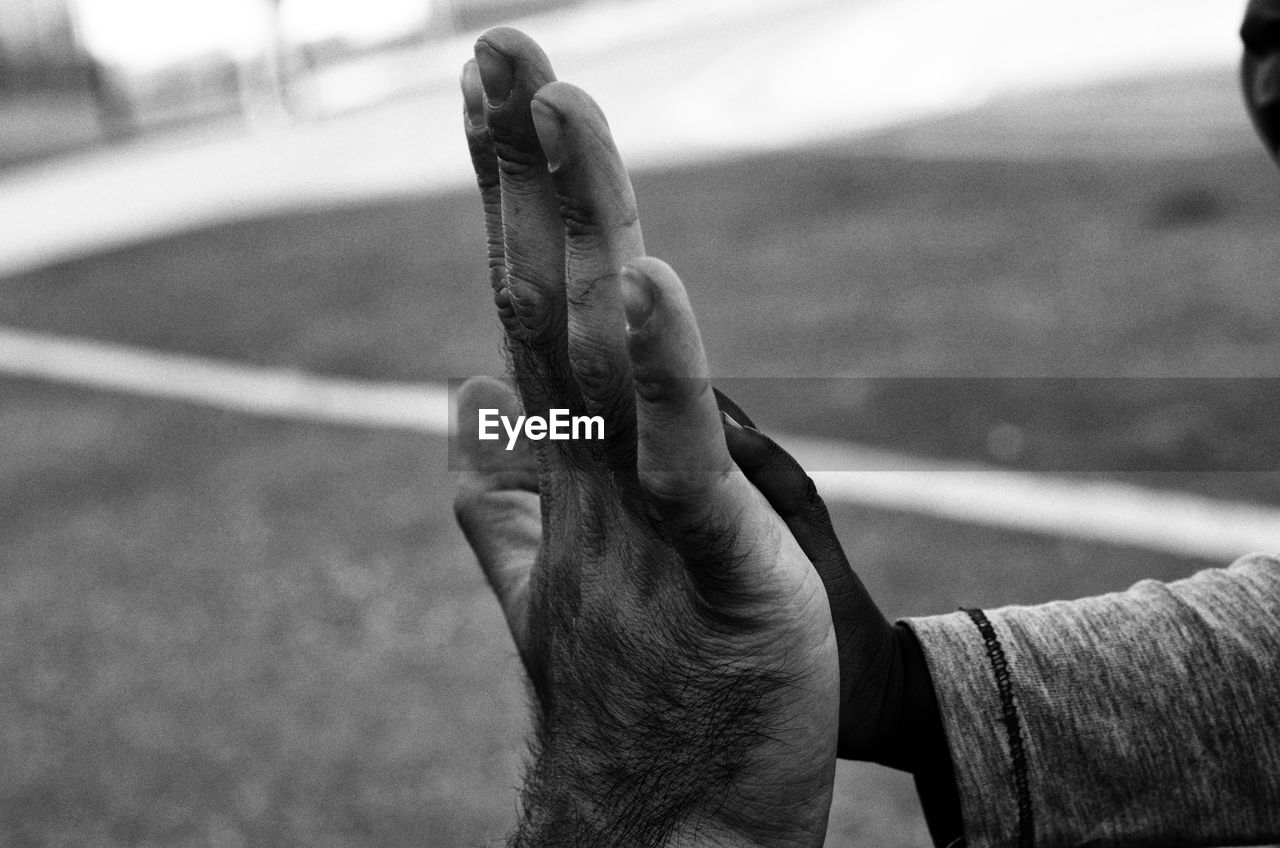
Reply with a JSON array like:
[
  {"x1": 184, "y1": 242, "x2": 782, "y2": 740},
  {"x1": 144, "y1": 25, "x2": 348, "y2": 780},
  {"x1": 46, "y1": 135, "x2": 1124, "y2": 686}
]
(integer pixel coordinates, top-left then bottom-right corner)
[
  {"x1": 716, "y1": 422, "x2": 962, "y2": 847},
  {"x1": 453, "y1": 19, "x2": 951, "y2": 777},
  {"x1": 718, "y1": 422, "x2": 946, "y2": 774},
  {"x1": 453, "y1": 28, "x2": 838, "y2": 848}
]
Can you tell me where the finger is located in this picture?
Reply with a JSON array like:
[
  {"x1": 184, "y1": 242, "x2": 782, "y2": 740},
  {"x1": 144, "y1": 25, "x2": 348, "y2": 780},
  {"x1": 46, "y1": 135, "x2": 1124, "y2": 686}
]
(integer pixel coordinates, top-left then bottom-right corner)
[
  {"x1": 721, "y1": 416, "x2": 868, "y2": 616},
  {"x1": 461, "y1": 60, "x2": 513, "y2": 332},
  {"x1": 722, "y1": 416, "x2": 898, "y2": 759},
  {"x1": 474, "y1": 28, "x2": 581, "y2": 418},
  {"x1": 531, "y1": 83, "x2": 645, "y2": 458},
  {"x1": 453, "y1": 376, "x2": 540, "y2": 662},
  {"x1": 623, "y1": 257, "x2": 794, "y2": 606},
  {"x1": 713, "y1": 386, "x2": 758, "y2": 429}
]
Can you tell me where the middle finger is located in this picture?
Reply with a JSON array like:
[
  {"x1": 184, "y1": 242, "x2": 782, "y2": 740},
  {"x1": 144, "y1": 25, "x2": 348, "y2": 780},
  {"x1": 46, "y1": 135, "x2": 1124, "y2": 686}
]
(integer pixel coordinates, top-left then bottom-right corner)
[{"x1": 531, "y1": 81, "x2": 647, "y2": 466}]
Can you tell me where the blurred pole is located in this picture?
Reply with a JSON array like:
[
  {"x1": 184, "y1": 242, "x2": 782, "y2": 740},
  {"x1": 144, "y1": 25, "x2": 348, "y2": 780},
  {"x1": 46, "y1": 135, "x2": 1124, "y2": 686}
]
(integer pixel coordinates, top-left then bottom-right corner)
[
  {"x1": 238, "y1": 0, "x2": 291, "y2": 129},
  {"x1": 0, "y1": 0, "x2": 78, "y2": 90}
]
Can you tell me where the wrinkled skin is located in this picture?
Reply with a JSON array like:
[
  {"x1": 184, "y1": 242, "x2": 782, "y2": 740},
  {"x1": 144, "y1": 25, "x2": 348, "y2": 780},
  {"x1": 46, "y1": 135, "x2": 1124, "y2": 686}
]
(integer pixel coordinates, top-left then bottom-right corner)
[
  {"x1": 453, "y1": 24, "x2": 928, "y2": 788},
  {"x1": 453, "y1": 28, "x2": 846, "y2": 848},
  {"x1": 454, "y1": 8, "x2": 1280, "y2": 846}
]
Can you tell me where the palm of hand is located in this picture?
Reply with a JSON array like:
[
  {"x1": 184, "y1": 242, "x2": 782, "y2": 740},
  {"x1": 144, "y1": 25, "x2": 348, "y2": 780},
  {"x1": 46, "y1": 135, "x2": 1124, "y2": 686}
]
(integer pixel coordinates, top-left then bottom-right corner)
[
  {"x1": 524, "y1": 439, "x2": 838, "y2": 846},
  {"x1": 452, "y1": 27, "x2": 838, "y2": 848},
  {"x1": 456, "y1": 322, "x2": 839, "y2": 847}
]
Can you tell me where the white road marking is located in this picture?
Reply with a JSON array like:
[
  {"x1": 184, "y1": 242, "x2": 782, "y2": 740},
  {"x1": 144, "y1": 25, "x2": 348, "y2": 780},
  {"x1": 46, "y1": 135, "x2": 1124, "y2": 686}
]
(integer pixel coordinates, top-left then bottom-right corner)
[
  {"x1": 3, "y1": 325, "x2": 1276, "y2": 562},
  {"x1": 0, "y1": 325, "x2": 448, "y2": 432},
  {"x1": 0, "y1": 0, "x2": 1266, "y2": 559}
]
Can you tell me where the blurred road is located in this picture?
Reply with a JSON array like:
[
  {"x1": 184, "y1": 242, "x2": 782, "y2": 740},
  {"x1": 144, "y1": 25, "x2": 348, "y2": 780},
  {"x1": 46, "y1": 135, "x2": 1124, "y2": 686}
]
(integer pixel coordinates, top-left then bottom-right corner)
[{"x1": 0, "y1": 0, "x2": 1252, "y2": 279}]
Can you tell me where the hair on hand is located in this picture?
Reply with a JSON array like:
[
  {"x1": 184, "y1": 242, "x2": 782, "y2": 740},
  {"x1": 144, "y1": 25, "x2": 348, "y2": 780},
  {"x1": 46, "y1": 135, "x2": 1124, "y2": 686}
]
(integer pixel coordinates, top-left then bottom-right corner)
[{"x1": 508, "y1": 582, "x2": 800, "y2": 848}]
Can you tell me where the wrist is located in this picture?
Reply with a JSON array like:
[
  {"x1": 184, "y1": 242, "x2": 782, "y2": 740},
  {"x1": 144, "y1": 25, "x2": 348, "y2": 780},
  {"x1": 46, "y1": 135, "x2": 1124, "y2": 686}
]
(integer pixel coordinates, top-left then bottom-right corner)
[
  {"x1": 894, "y1": 623, "x2": 964, "y2": 847},
  {"x1": 891, "y1": 622, "x2": 944, "y2": 773},
  {"x1": 510, "y1": 730, "x2": 829, "y2": 848},
  {"x1": 852, "y1": 623, "x2": 939, "y2": 772}
]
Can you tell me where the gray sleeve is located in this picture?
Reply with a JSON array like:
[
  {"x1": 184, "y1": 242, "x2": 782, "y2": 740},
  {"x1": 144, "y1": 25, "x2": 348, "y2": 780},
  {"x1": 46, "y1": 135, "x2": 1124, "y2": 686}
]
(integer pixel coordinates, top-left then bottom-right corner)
[{"x1": 905, "y1": 553, "x2": 1280, "y2": 848}]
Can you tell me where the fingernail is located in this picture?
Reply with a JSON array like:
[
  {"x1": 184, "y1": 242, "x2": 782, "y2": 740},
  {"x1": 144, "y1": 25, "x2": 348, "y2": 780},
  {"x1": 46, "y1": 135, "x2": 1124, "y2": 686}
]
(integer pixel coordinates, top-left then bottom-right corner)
[
  {"x1": 722, "y1": 411, "x2": 743, "y2": 430},
  {"x1": 619, "y1": 266, "x2": 655, "y2": 332},
  {"x1": 530, "y1": 98, "x2": 565, "y2": 172},
  {"x1": 474, "y1": 41, "x2": 513, "y2": 108},
  {"x1": 460, "y1": 60, "x2": 484, "y2": 126}
]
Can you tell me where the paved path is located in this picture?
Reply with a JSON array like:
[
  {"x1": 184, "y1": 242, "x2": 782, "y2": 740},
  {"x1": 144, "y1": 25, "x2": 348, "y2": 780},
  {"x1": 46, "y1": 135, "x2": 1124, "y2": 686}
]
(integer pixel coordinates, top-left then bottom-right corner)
[
  {"x1": 3, "y1": 0, "x2": 1273, "y2": 561},
  {"x1": 7, "y1": 324, "x2": 1280, "y2": 562},
  {"x1": 0, "y1": 0, "x2": 1248, "y2": 279}
]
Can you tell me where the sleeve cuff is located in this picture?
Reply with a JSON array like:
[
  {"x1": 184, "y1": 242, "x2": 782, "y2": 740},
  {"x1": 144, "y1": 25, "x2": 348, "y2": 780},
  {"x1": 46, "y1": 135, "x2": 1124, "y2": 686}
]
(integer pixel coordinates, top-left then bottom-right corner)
[{"x1": 904, "y1": 612, "x2": 1029, "y2": 848}]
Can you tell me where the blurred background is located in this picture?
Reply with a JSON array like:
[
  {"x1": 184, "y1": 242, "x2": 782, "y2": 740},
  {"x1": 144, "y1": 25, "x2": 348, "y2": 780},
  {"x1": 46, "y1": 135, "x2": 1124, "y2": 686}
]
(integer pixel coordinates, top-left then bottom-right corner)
[
  {"x1": 2, "y1": 0, "x2": 1280, "y2": 845},
  {"x1": 0, "y1": 0, "x2": 569, "y2": 153}
]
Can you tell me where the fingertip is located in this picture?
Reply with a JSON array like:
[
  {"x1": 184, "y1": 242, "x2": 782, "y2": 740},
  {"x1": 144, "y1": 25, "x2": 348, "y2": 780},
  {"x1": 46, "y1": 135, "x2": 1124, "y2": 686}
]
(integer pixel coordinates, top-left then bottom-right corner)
[
  {"x1": 713, "y1": 386, "x2": 759, "y2": 429},
  {"x1": 457, "y1": 375, "x2": 521, "y2": 417},
  {"x1": 619, "y1": 264, "x2": 656, "y2": 332},
  {"x1": 473, "y1": 41, "x2": 513, "y2": 108},
  {"x1": 531, "y1": 80, "x2": 609, "y2": 126},
  {"x1": 722, "y1": 412, "x2": 774, "y2": 473},
  {"x1": 475, "y1": 26, "x2": 551, "y2": 61},
  {"x1": 455, "y1": 376, "x2": 526, "y2": 470},
  {"x1": 473, "y1": 28, "x2": 555, "y2": 109},
  {"x1": 619, "y1": 257, "x2": 678, "y2": 325},
  {"x1": 529, "y1": 98, "x2": 565, "y2": 172},
  {"x1": 532, "y1": 82, "x2": 633, "y2": 215},
  {"x1": 623, "y1": 255, "x2": 678, "y2": 284},
  {"x1": 623, "y1": 257, "x2": 733, "y2": 499},
  {"x1": 721, "y1": 410, "x2": 757, "y2": 462},
  {"x1": 460, "y1": 59, "x2": 484, "y2": 124},
  {"x1": 620, "y1": 257, "x2": 707, "y2": 401}
]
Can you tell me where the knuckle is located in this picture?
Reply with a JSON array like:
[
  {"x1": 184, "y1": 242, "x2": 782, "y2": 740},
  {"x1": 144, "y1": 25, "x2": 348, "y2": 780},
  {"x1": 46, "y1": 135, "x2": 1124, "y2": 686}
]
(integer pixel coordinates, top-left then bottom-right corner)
[
  {"x1": 492, "y1": 138, "x2": 545, "y2": 178},
  {"x1": 486, "y1": 253, "x2": 506, "y2": 290},
  {"x1": 470, "y1": 163, "x2": 500, "y2": 192},
  {"x1": 557, "y1": 189, "x2": 640, "y2": 239},
  {"x1": 492, "y1": 287, "x2": 520, "y2": 335},
  {"x1": 558, "y1": 197, "x2": 602, "y2": 237},
  {"x1": 481, "y1": 199, "x2": 503, "y2": 230},
  {"x1": 639, "y1": 465, "x2": 727, "y2": 510},
  {"x1": 571, "y1": 346, "x2": 626, "y2": 401},
  {"x1": 466, "y1": 150, "x2": 498, "y2": 185},
  {"x1": 505, "y1": 277, "x2": 560, "y2": 340},
  {"x1": 632, "y1": 372, "x2": 708, "y2": 406},
  {"x1": 564, "y1": 271, "x2": 608, "y2": 309}
]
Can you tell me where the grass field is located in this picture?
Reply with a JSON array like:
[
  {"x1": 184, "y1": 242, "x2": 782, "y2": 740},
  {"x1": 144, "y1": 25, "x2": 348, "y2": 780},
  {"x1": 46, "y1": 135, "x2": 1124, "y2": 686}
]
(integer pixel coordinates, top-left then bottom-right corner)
[{"x1": 3, "y1": 126, "x2": 1279, "y2": 844}]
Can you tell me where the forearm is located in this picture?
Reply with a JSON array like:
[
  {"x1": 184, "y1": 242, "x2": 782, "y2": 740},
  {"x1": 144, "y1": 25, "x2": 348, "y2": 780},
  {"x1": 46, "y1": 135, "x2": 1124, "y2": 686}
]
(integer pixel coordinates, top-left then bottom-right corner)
[{"x1": 907, "y1": 554, "x2": 1280, "y2": 848}]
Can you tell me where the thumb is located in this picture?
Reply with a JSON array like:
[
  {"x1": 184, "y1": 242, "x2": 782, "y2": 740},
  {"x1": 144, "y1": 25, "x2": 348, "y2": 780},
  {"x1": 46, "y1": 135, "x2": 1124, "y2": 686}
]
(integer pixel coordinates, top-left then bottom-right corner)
[
  {"x1": 722, "y1": 417, "x2": 900, "y2": 759},
  {"x1": 454, "y1": 375, "x2": 538, "y2": 485},
  {"x1": 722, "y1": 417, "x2": 879, "y2": 628},
  {"x1": 453, "y1": 376, "x2": 540, "y2": 660}
]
